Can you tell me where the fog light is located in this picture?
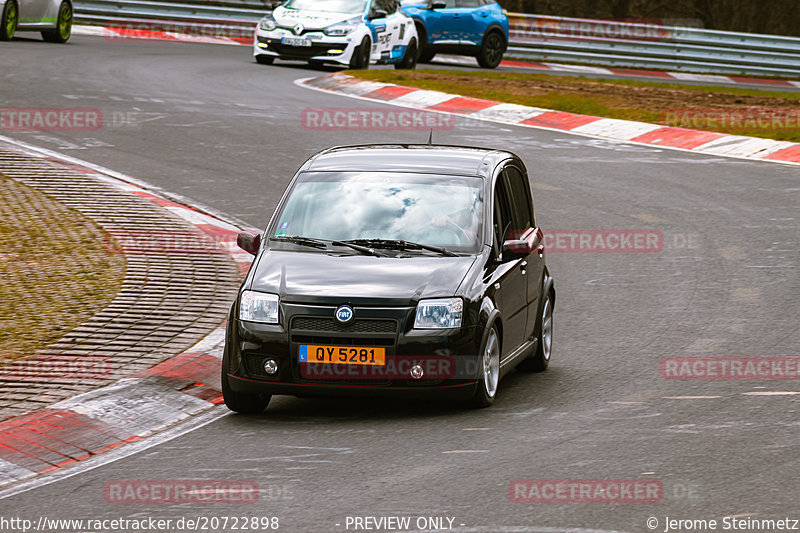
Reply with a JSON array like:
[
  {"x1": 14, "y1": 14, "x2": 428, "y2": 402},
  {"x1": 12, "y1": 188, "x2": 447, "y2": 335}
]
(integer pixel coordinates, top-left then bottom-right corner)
[
  {"x1": 263, "y1": 358, "x2": 278, "y2": 375},
  {"x1": 410, "y1": 364, "x2": 424, "y2": 380}
]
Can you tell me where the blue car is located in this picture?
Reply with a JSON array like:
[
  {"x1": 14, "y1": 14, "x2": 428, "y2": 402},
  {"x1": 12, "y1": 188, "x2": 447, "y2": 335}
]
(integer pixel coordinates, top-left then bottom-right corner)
[{"x1": 400, "y1": 0, "x2": 508, "y2": 68}]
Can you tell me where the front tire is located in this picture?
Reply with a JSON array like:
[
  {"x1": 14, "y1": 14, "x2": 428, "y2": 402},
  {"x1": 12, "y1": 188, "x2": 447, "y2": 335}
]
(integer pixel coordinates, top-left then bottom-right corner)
[
  {"x1": 348, "y1": 35, "x2": 370, "y2": 69},
  {"x1": 469, "y1": 326, "x2": 500, "y2": 408},
  {"x1": 41, "y1": 1, "x2": 72, "y2": 43},
  {"x1": 1, "y1": 0, "x2": 18, "y2": 41},
  {"x1": 476, "y1": 30, "x2": 504, "y2": 69},
  {"x1": 222, "y1": 343, "x2": 271, "y2": 414},
  {"x1": 394, "y1": 38, "x2": 417, "y2": 70},
  {"x1": 418, "y1": 49, "x2": 435, "y2": 63},
  {"x1": 255, "y1": 55, "x2": 275, "y2": 65}
]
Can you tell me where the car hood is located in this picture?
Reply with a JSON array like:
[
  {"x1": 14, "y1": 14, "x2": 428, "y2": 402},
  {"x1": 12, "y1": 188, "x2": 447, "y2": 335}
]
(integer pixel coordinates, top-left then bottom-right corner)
[
  {"x1": 249, "y1": 249, "x2": 477, "y2": 306},
  {"x1": 273, "y1": 6, "x2": 360, "y2": 30}
]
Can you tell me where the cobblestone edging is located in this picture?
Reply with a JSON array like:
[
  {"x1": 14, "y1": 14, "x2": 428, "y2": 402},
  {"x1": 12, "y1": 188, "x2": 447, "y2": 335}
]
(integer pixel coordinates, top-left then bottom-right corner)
[{"x1": 0, "y1": 144, "x2": 242, "y2": 421}]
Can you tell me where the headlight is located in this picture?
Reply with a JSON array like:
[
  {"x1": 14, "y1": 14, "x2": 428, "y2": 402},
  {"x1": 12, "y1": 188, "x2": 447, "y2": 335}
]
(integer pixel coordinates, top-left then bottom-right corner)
[
  {"x1": 414, "y1": 298, "x2": 463, "y2": 329},
  {"x1": 259, "y1": 16, "x2": 277, "y2": 31},
  {"x1": 324, "y1": 17, "x2": 360, "y2": 36},
  {"x1": 240, "y1": 290, "x2": 279, "y2": 324}
]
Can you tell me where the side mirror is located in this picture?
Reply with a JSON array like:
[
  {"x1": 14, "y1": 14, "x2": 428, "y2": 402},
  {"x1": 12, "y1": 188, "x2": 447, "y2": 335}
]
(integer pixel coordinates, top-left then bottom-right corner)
[
  {"x1": 370, "y1": 9, "x2": 388, "y2": 19},
  {"x1": 501, "y1": 227, "x2": 541, "y2": 261},
  {"x1": 237, "y1": 231, "x2": 261, "y2": 256},
  {"x1": 430, "y1": 0, "x2": 446, "y2": 8}
]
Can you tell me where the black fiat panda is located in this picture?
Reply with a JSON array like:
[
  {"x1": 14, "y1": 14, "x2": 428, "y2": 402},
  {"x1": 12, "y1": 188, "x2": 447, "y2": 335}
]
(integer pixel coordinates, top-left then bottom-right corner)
[{"x1": 223, "y1": 144, "x2": 555, "y2": 412}]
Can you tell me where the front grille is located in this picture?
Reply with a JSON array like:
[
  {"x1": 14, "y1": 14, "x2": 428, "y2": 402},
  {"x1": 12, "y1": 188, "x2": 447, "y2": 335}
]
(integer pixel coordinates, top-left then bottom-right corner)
[
  {"x1": 291, "y1": 335, "x2": 394, "y2": 346},
  {"x1": 259, "y1": 40, "x2": 343, "y2": 59},
  {"x1": 292, "y1": 317, "x2": 398, "y2": 335}
]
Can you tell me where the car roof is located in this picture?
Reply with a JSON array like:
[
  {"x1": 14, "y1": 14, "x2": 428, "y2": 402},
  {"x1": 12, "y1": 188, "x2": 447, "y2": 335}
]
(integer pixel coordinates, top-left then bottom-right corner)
[{"x1": 302, "y1": 144, "x2": 517, "y2": 177}]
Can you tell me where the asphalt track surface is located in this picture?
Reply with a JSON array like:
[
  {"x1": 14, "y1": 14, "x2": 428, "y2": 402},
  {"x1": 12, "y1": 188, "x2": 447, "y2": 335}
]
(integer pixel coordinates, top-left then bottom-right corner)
[{"x1": 1, "y1": 35, "x2": 799, "y2": 532}]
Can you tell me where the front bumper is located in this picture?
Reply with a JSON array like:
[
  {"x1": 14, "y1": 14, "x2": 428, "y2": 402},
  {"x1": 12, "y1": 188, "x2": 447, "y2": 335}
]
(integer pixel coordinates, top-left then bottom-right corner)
[
  {"x1": 227, "y1": 301, "x2": 482, "y2": 398},
  {"x1": 253, "y1": 28, "x2": 355, "y2": 65}
]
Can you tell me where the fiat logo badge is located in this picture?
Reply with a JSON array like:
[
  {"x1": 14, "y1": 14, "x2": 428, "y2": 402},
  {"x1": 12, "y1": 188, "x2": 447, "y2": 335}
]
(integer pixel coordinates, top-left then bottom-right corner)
[{"x1": 335, "y1": 305, "x2": 354, "y2": 324}]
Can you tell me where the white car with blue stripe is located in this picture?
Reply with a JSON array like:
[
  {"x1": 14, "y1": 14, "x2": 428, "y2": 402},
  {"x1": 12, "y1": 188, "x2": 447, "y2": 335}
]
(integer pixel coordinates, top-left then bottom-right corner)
[{"x1": 254, "y1": 0, "x2": 418, "y2": 69}]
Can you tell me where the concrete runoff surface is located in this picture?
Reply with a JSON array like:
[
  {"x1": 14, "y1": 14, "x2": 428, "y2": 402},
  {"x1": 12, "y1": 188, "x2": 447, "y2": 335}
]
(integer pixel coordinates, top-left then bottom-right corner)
[{"x1": 0, "y1": 34, "x2": 798, "y2": 532}]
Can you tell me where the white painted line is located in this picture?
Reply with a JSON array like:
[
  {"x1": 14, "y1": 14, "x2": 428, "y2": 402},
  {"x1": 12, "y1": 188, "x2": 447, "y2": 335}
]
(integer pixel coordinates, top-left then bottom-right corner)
[
  {"x1": 164, "y1": 206, "x2": 240, "y2": 232},
  {"x1": 790, "y1": 81, "x2": 800, "y2": 89},
  {"x1": 0, "y1": 407, "x2": 229, "y2": 500},
  {"x1": 434, "y1": 54, "x2": 479, "y2": 66},
  {"x1": 462, "y1": 427, "x2": 490, "y2": 431},
  {"x1": 571, "y1": 118, "x2": 663, "y2": 140},
  {"x1": 669, "y1": 72, "x2": 733, "y2": 84},
  {"x1": 71, "y1": 25, "x2": 106, "y2": 36},
  {"x1": 170, "y1": 32, "x2": 240, "y2": 46},
  {"x1": 742, "y1": 391, "x2": 800, "y2": 396},
  {"x1": 692, "y1": 136, "x2": 796, "y2": 158},
  {"x1": 663, "y1": 396, "x2": 722, "y2": 399},
  {"x1": 0, "y1": 459, "x2": 36, "y2": 487},
  {"x1": 336, "y1": 80, "x2": 393, "y2": 97},
  {"x1": 542, "y1": 63, "x2": 613, "y2": 75},
  {"x1": 184, "y1": 325, "x2": 226, "y2": 358},
  {"x1": 470, "y1": 103, "x2": 549, "y2": 124},
  {"x1": 390, "y1": 89, "x2": 456, "y2": 108}
]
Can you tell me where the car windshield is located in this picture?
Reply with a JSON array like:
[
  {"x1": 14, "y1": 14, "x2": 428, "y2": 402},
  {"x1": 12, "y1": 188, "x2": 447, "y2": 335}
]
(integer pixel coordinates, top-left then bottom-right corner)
[
  {"x1": 284, "y1": 0, "x2": 367, "y2": 14},
  {"x1": 270, "y1": 172, "x2": 485, "y2": 252}
]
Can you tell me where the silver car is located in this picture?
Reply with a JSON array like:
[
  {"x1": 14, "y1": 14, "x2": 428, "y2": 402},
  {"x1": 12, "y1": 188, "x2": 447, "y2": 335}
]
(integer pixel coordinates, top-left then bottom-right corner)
[{"x1": 0, "y1": 0, "x2": 72, "y2": 42}]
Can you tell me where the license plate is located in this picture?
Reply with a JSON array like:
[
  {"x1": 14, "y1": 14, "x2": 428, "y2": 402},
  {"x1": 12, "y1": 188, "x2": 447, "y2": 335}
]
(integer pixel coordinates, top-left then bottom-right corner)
[
  {"x1": 299, "y1": 345, "x2": 386, "y2": 365},
  {"x1": 282, "y1": 37, "x2": 312, "y2": 47}
]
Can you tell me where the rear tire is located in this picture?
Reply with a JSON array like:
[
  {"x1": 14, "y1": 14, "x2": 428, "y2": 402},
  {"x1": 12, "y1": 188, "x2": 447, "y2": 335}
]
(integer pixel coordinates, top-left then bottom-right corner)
[
  {"x1": 1, "y1": 0, "x2": 18, "y2": 41},
  {"x1": 476, "y1": 30, "x2": 504, "y2": 69},
  {"x1": 255, "y1": 55, "x2": 275, "y2": 65},
  {"x1": 222, "y1": 343, "x2": 271, "y2": 414},
  {"x1": 348, "y1": 35, "x2": 370, "y2": 69},
  {"x1": 41, "y1": 0, "x2": 71, "y2": 43},
  {"x1": 394, "y1": 38, "x2": 417, "y2": 70},
  {"x1": 518, "y1": 291, "x2": 553, "y2": 372}
]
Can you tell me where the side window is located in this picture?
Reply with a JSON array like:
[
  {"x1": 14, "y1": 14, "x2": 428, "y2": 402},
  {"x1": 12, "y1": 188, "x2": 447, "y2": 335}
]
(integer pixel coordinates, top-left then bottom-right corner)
[
  {"x1": 457, "y1": 0, "x2": 482, "y2": 7},
  {"x1": 492, "y1": 174, "x2": 513, "y2": 251},
  {"x1": 374, "y1": 0, "x2": 397, "y2": 14},
  {"x1": 503, "y1": 166, "x2": 535, "y2": 233}
]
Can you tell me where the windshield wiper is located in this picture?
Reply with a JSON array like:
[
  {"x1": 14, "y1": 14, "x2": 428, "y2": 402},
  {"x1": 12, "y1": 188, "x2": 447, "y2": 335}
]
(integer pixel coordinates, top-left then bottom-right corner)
[
  {"x1": 271, "y1": 235, "x2": 327, "y2": 249},
  {"x1": 272, "y1": 235, "x2": 384, "y2": 257},
  {"x1": 331, "y1": 240, "x2": 386, "y2": 257},
  {"x1": 339, "y1": 239, "x2": 458, "y2": 257}
]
